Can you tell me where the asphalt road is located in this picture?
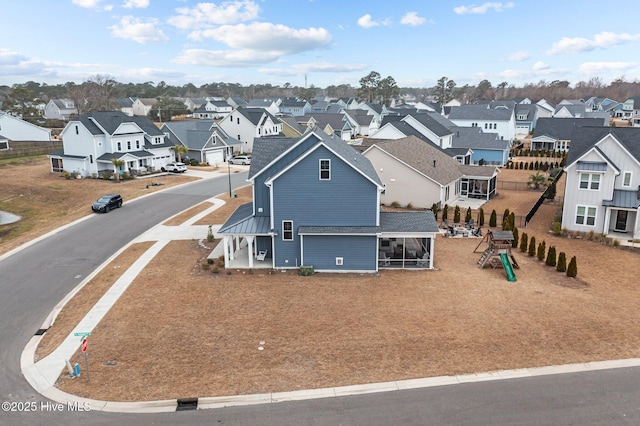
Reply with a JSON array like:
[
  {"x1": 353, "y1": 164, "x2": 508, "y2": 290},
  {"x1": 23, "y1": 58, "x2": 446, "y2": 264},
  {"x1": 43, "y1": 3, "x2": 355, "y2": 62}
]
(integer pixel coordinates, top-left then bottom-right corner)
[{"x1": 2, "y1": 170, "x2": 640, "y2": 425}]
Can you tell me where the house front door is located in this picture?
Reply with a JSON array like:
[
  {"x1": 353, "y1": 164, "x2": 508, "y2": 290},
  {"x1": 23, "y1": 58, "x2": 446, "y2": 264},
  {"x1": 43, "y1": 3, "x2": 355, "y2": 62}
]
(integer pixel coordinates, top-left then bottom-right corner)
[{"x1": 614, "y1": 210, "x2": 628, "y2": 232}]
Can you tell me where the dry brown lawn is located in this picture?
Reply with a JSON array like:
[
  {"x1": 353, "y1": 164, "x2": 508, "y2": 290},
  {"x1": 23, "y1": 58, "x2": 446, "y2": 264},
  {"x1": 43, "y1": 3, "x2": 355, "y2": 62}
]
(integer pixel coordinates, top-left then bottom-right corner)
[{"x1": 47, "y1": 168, "x2": 640, "y2": 402}]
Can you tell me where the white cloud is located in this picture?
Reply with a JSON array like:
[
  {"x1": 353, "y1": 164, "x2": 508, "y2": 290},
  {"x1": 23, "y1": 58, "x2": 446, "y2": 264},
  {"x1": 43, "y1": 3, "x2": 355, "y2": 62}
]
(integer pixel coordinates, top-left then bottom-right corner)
[
  {"x1": 174, "y1": 48, "x2": 282, "y2": 67},
  {"x1": 505, "y1": 50, "x2": 529, "y2": 61},
  {"x1": 167, "y1": 0, "x2": 260, "y2": 30},
  {"x1": 453, "y1": 2, "x2": 514, "y2": 15},
  {"x1": 547, "y1": 31, "x2": 640, "y2": 55},
  {"x1": 110, "y1": 16, "x2": 169, "y2": 43},
  {"x1": 72, "y1": 0, "x2": 102, "y2": 7},
  {"x1": 196, "y1": 23, "x2": 331, "y2": 54},
  {"x1": 400, "y1": 12, "x2": 426, "y2": 26},
  {"x1": 260, "y1": 62, "x2": 368, "y2": 76},
  {"x1": 533, "y1": 61, "x2": 549, "y2": 70},
  {"x1": 357, "y1": 14, "x2": 391, "y2": 28},
  {"x1": 577, "y1": 61, "x2": 636, "y2": 75},
  {"x1": 122, "y1": 0, "x2": 149, "y2": 8}
]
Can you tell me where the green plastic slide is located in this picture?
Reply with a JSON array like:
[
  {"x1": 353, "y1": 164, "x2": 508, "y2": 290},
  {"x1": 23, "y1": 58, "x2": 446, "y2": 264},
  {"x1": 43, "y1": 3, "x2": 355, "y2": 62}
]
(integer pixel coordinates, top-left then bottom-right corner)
[{"x1": 500, "y1": 253, "x2": 517, "y2": 282}]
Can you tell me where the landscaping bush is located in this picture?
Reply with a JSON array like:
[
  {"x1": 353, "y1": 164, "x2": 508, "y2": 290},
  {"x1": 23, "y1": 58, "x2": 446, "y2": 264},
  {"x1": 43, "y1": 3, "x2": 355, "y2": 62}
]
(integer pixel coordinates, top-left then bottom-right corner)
[
  {"x1": 431, "y1": 203, "x2": 439, "y2": 220},
  {"x1": 489, "y1": 210, "x2": 497, "y2": 227},
  {"x1": 528, "y1": 236, "x2": 536, "y2": 257},
  {"x1": 465, "y1": 207, "x2": 472, "y2": 224},
  {"x1": 566, "y1": 256, "x2": 578, "y2": 277},
  {"x1": 520, "y1": 232, "x2": 528, "y2": 252},
  {"x1": 556, "y1": 252, "x2": 567, "y2": 272},
  {"x1": 552, "y1": 220, "x2": 562, "y2": 235},
  {"x1": 537, "y1": 240, "x2": 546, "y2": 261},
  {"x1": 478, "y1": 208, "x2": 485, "y2": 226},
  {"x1": 442, "y1": 204, "x2": 449, "y2": 222},
  {"x1": 454, "y1": 206, "x2": 461, "y2": 224},
  {"x1": 509, "y1": 212, "x2": 516, "y2": 230},
  {"x1": 546, "y1": 246, "x2": 557, "y2": 267},
  {"x1": 502, "y1": 216, "x2": 511, "y2": 231},
  {"x1": 512, "y1": 227, "x2": 519, "y2": 248}
]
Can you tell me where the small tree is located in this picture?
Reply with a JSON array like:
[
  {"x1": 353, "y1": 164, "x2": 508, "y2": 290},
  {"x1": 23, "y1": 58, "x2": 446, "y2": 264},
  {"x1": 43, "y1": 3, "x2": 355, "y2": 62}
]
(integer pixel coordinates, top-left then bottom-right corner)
[
  {"x1": 512, "y1": 227, "x2": 519, "y2": 248},
  {"x1": 528, "y1": 236, "x2": 536, "y2": 257},
  {"x1": 111, "y1": 158, "x2": 125, "y2": 182},
  {"x1": 453, "y1": 205, "x2": 461, "y2": 224},
  {"x1": 465, "y1": 207, "x2": 472, "y2": 224},
  {"x1": 566, "y1": 256, "x2": 578, "y2": 277},
  {"x1": 544, "y1": 179, "x2": 557, "y2": 200},
  {"x1": 520, "y1": 232, "x2": 528, "y2": 252},
  {"x1": 502, "y1": 216, "x2": 511, "y2": 231},
  {"x1": 171, "y1": 144, "x2": 189, "y2": 163},
  {"x1": 552, "y1": 220, "x2": 562, "y2": 235},
  {"x1": 478, "y1": 207, "x2": 485, "y2": 226},
  {"x1": 529, "y1": 171, "x2": 547, "y2": 189},
  {"x1": 442, "y1": 204, "x2": 449, "y2": 223},
  {"x1": 546, "y1": 246, "x2": 557, "y2": 267},
  {"x1": 557, "y1": 252, "x2": 567, "y2": 272},
  {"x1": 431, "y1": 203, "x2": 439, "y2": 220},
  {"x1": 537, "y1": 240, "x2": 546, "y2": 261},
  {"x1": 489, "y1": 210, "x2": 497, "y2": 227},
  {"x1": 509, "y1": 212, "x2": 516, "y2": 230}
]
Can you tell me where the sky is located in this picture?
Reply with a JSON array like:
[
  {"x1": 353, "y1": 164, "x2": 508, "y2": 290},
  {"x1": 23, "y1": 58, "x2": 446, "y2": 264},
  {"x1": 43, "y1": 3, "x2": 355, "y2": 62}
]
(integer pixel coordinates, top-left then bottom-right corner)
[{"x1": 3, "y1": 0, "x2": 640, "y2": 90}]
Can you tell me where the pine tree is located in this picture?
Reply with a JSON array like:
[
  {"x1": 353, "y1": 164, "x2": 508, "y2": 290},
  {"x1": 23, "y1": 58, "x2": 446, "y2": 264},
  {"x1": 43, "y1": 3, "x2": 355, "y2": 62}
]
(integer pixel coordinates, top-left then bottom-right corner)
[
  {"x1": 537, "y1": 240, "x2": 546, "y2": 261},
  {"x1": 567, "y1": 256, "x2": 578, "y2": 277},
  {"x1": 442, "y1": 204, "x2": 449, "y2": 223},
  {"x1": 454, "y1": 205, "x2": 461, "y2": 224},
  {"x1": 520, "y1": 232, "x2": 528, "y2": 252},
  {"x1": 502, "y1": 217, "x2": 511, "y2": 231},
  {"x1": 465, "y1": 207, "x2": 472, "y2": 224},
  {"x1": 509, "y1": 212, "x2": 516, "y2": 230},
  {"x1": 489, "y1": 210, "x2": 497, "y2": 227},
  {"x1": 478, "y1": 208, "x2": 485, "y2": 226},
  {"x1": 528, "y1": 236, "x2": 536, "y2": 257},
  {"x1": 512, "y1": 227, "x2": 519, "y2": 248},
  {"x1": 546, "y1": 246, "x2": 557, "y2": 267},
  {"x1": 557, "y1": 252, "x2": 567, "y2": 272}
]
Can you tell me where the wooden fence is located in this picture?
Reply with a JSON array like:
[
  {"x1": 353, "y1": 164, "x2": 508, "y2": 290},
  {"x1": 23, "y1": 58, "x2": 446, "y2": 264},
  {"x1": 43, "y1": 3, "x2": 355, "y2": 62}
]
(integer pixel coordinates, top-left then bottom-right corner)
[{"x1": 0, "y1": 140, "x2": 63, "y2": 160}]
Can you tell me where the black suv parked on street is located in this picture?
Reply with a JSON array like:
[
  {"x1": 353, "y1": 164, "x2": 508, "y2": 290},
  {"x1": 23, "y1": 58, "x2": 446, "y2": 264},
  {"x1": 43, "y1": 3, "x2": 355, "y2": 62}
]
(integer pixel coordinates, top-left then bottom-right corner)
[{"x1": 92, "y1": 194, "x2": 123, "y2": 213}]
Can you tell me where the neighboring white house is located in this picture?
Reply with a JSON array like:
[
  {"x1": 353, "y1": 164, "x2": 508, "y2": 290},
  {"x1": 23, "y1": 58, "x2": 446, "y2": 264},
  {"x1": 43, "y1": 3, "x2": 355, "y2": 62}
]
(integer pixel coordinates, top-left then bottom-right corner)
[
  {"x1": 0, "y1": 112, "x2": 51, "y2": 141},
  {"x1": 217, "y1": 107, "x2": 282, "y2": 153},
  {"x1": 447, "y1": 102, "x2": 516, "y2": 142},
  {"x1": 132, "y1": 98, "x2": 157, "y2": 116},
  {"x1": 48, "y1": 111, "x2": 174, "y2": 177},
  {"x1": 193, "y1": 99, "x2": 233, "y2": 119},
  {"x1": 561, "y1": 127, "x2": 640, "y2": 241},
  {"x1": 246, "y1": 98, "x2": 281, "y2": 116},
  {"x1": 43, "y1": 99, "x2": 77, "y2": 121}
]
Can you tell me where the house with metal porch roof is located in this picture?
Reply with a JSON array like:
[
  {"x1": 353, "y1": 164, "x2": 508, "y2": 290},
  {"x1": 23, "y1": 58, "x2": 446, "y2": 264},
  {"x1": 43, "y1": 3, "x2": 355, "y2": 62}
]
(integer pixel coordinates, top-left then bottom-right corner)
[{"x1": 218, "y1": 131, "x2": 438, "y2": 272}]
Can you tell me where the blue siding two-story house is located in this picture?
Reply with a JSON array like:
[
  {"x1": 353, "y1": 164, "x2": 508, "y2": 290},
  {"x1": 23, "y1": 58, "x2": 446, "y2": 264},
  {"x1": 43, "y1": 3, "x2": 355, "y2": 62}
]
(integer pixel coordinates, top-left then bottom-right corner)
[{"x1": 218, "y1": 130, "x2": 439, "y2": 272}]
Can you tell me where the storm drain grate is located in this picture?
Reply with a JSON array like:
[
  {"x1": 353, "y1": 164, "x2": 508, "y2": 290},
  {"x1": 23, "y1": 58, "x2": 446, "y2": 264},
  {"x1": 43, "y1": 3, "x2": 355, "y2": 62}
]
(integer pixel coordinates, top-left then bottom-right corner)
[
  {"x1": 176, "y1": 397, "x2": 198, "y2": 411},
  {"x1": 35, "y1": 329, "x2": 48, "y2": 336}
]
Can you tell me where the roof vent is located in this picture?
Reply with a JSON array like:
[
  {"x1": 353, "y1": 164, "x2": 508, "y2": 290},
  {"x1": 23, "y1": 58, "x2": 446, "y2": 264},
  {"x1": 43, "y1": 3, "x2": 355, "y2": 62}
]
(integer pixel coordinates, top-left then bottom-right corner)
[{"x1": 433, "y1": 160, "x2": 436, "y2": 168}]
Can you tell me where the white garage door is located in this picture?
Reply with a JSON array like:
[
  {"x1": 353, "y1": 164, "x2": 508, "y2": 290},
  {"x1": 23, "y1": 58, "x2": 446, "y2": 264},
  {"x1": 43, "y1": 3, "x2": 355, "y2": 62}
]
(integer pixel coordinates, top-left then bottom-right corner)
[{"x1": 205, "y1": 150, "x2": 224, "y2": 166}]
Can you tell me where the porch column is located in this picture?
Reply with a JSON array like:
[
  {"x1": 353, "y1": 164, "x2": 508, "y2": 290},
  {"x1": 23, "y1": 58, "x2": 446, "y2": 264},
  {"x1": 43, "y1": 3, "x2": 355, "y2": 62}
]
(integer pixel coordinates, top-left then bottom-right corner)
[
  {"x1": 223, "y1": 236, "x2": 230, "y2": 269},
  {"x1": 429, "y1": 236, "x2": 435, "y2": 269},
  {"x1": 602, "y1": 207, "x2": 611, "y2": 236},
  {"x1": 247, "y1": 236, "x2": 255, "y2": 268}
]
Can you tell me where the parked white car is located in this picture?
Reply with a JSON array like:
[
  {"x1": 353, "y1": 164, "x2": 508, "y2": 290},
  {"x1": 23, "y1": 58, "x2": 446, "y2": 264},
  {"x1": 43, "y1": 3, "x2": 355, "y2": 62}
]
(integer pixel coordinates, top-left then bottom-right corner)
[
  {"x1": 229, "y1": 155, "x2": 252, "y2": 165},
  {"x1": 162, "y1": 162, "x2": 187, "y2": 173}
]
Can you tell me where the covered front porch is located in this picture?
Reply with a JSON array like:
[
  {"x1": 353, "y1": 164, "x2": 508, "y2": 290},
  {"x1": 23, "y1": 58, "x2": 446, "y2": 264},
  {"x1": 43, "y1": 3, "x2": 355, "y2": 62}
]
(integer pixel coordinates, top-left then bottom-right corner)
[
  {"x1": 218, "y1": 202, "x2": 274, "y2": 269},
  {"x1": 603, "y1": 190, "x2": 640, "y2": 241}
]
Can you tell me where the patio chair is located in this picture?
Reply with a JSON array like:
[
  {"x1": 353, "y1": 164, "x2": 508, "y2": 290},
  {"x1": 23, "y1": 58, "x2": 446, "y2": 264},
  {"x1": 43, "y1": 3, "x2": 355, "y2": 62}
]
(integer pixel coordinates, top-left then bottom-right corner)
[
  {"x1": 416, "y1": 253, "x2": 430, "y2": 268},
  {"x1": 256, "y1": 250, "x2": 268, "y2": 261},
  {"x1": 471, "y1": 227, "x2": 482, "y2": 237},
  {"x1": 378, "y1": 251, "x2": 391, "y2": 266},
  {"x1": 466, "y1": 219, "x2": 474, "y2": 229}
]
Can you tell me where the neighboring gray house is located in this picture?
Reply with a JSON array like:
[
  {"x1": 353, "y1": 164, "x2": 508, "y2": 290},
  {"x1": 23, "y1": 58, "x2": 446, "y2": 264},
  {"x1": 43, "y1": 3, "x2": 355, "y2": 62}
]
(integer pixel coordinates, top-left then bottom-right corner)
[
  {"x1": 531, "y1": 117, "x2": 606, "y2": 151},
  {"x1": 561, "y1": 127, "x2": 640, "y2": 241},
  {"x1": 279, "y1": 98, "x2": 311, "y2": 116},
  {"x1": 49, "y1": 111, "x2": 174, "y2": 177},
  {"x1": 160, "y1": 120, "x2": 240, "y2": 166},
  {"x1": 217, "y1": 130, "x2": 439, "y2": 271},
  {"x1": 43, "y1": 99, "x2": 77, "y2": 121}
]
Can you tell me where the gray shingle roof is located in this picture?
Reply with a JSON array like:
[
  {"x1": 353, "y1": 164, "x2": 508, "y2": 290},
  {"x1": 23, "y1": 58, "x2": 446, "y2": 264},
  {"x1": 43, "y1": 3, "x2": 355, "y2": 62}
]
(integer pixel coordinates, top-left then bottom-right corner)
[
  {"x1": 77, "y1": 111, "x2": 163, "y2": 136},
  {"x1": 371, "y1": 136, "x2": 464, "y2": 185},
  {"x1": 379, "y1": 211, "x2": 439, "y2": 233},
  {"x1": 451, "y1": 127, "x2": 507, "y2": 150},
  {"x1": 566, "y1": 126, "x2": 640, "y2": 166},
  {"x1": 533, "y1": 117, "x2": 605, "y2": 140},
  {"x1": 407, "y1": 113, "x2": 454, "y2": 137},
  {"x1": 448, "y1": 104, "x2": 513, "y2": 121}
]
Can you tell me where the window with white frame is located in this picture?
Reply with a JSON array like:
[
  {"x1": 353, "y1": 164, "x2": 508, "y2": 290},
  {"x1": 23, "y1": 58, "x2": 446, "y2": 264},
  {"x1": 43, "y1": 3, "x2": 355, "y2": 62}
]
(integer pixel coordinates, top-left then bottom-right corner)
[
  {"x1": 282, "y1": 220, "x2": 293, "y2": 241},
  {"x1": 117, "y1": 142, "x2": 122, "y2": 151},
  {"x1": 579, "y1": 173, "x2": 600, "y2": 190},
  {"x1": 576, "y1": 205, "x2": 597, "y2": 226},
  {"x1": 319, "y1": 159, "x2": 330, "y2": 180},
  {"x1": 623, "y1": 171, "x2": 632, "y2": 187},
  {"x1": 127, "y1": 141, "x2": 131, "y2": 150}
]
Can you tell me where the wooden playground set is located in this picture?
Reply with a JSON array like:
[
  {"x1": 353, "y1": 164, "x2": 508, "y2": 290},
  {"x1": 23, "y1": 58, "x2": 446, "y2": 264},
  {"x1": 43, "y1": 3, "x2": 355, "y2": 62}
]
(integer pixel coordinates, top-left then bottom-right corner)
[{"x1": 474, "y1": 230, "x2": 520, "y2": 282}]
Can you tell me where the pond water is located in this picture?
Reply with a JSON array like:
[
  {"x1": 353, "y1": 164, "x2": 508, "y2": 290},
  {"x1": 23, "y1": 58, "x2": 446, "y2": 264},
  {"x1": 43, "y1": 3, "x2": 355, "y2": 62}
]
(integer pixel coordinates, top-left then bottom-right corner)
[{"x1": 0, "y1": 210, "x2": 21, "y2": 225}]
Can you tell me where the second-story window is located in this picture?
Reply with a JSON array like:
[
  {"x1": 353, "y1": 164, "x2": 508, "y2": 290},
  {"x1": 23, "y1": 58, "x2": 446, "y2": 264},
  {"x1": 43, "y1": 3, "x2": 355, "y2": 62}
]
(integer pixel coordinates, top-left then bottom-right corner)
[
  {"x1": 320, "y1": 159, "x2": 331, "y2": 180},
  {"x1": 136, "y1": 140, "x2": 140, "y2": 149},
  {"x1": 579, "y1": 173, "x2": 600, "y2": 190},
  {"x1": 117, "y1": 142, "x2": 122, "y2": 151},
  {"x1": 623, "y1": 172, "x2": 632, "y2": 187},
  {"x1": 127, "y1": 141, "x2": 131, "y2": 150}
]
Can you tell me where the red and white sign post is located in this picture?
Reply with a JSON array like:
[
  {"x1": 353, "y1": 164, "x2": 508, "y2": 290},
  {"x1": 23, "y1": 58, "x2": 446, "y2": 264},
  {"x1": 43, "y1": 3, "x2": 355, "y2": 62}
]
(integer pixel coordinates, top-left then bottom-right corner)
[{"x1": 81, "y1": 337, "x2": 90, "y2": 381}]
